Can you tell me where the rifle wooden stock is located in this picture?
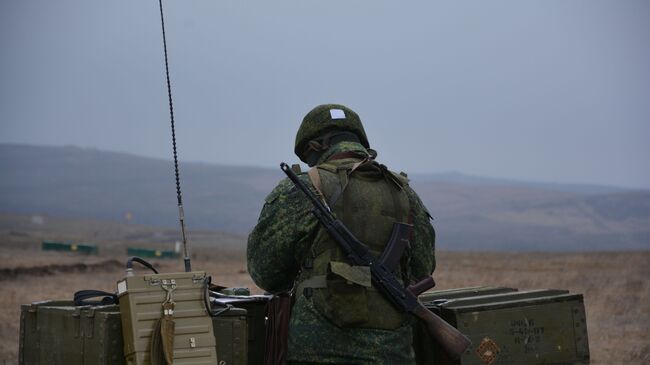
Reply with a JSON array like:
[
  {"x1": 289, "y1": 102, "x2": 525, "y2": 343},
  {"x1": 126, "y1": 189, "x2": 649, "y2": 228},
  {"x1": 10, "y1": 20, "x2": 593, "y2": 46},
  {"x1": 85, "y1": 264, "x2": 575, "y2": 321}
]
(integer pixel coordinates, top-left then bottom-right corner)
[{"x1": 413, "y1": 303, "x2": 471, "y2": 359}]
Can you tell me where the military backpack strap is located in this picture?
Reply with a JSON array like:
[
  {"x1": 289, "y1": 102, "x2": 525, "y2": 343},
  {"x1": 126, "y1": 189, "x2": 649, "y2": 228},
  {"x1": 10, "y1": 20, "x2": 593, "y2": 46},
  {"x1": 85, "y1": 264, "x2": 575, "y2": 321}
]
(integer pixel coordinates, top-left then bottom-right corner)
[
  {"x1": 295, "y1": 275, "x2": 328, "y2": 298},
  {"x1": 326, "y1": 156, "x2": 370, "y2": 208},
  {"x1": 378, "y1": 165, "x2": 413, "y2": 283},
  {"x1": 307, "y1": 167, "x2": 327, "y2": 206},
  {"x1": 388, "y1": 180, "x2": 407, "y2": 223},
  {"x1": 330, "y1": 169, "x2": 349, "y2": 209},
  {"x1": 307, "y1": 167, "x2": 323, "y2": 195}
]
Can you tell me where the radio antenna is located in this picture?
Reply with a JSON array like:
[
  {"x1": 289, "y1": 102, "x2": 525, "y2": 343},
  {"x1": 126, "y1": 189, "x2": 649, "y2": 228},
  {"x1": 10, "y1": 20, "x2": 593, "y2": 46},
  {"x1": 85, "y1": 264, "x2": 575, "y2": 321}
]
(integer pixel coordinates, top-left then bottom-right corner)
[{"x1": 158, "y1": 0, "x2": 191, "y2": 272}]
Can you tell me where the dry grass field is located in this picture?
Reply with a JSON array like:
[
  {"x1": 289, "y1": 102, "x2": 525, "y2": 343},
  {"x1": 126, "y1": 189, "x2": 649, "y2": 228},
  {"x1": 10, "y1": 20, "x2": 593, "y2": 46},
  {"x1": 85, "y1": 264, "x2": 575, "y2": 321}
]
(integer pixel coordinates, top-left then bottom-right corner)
[{"x1": 0, "y1": 215, "x2": 648, "y2": 364}]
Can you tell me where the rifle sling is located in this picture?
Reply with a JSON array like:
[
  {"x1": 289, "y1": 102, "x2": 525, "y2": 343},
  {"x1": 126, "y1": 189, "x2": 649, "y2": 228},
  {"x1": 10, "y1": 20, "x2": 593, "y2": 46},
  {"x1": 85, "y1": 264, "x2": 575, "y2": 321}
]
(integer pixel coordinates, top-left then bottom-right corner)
[{"x1": 307, "y1": 167, "x2": 325, "y2": 203}]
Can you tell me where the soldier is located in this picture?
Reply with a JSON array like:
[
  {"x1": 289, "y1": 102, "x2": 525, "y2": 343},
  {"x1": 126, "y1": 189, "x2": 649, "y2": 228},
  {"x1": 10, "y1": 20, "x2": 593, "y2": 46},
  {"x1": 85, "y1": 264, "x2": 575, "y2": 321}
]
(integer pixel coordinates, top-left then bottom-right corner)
[{"x1": 247, "y1": 104, "x2": 436, "y2": 364}]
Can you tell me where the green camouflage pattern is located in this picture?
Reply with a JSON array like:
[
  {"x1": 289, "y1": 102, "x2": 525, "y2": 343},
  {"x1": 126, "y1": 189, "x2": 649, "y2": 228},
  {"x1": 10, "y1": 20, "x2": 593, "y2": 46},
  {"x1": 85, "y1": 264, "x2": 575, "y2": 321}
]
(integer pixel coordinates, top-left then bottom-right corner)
[
  {"x1": 287, "y1": 295, "x2": 417, "y2": 364},
  {"x1": 247, "y1": 141, "x2": 436, "y2": 364},
  {"x1": 294, "y1": 104, "x2": 369, "y2": 164},
  {"x1": 295, "y1": 151, "x2": 414, "y2": 331}
]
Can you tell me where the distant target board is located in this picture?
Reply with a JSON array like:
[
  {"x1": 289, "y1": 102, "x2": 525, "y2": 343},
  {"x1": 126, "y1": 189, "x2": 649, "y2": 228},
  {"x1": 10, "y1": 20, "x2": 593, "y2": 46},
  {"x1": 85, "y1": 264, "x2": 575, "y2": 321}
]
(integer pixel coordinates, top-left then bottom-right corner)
[
  {"x1": 42, "y1": 241, "x2": 99, "y2": 255},
  {"x1": 126, "y1": 247, "x2": 179, "y2": 259}
]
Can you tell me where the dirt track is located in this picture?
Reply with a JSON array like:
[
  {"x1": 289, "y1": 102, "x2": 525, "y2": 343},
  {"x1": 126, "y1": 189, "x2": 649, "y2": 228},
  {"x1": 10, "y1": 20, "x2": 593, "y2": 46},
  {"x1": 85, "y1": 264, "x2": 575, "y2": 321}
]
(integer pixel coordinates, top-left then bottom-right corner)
[{"x1": 0, "y1": 259, "x2": 122, "y2": 280}]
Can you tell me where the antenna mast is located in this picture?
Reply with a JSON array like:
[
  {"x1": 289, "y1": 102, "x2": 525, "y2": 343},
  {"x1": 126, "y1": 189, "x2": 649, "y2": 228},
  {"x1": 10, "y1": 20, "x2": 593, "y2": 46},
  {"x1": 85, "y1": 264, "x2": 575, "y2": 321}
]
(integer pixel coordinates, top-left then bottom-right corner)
[{"x1": 158, "y1": 0, "x2": 191, "y2": 272}]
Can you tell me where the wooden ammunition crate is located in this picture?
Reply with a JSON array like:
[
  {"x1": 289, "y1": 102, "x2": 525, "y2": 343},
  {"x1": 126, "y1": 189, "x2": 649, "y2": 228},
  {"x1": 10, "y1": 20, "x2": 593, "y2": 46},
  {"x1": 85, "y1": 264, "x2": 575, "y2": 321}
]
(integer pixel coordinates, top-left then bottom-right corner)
[{"x1": 415, "y1": 288, "x2": 590, "y2": 365}]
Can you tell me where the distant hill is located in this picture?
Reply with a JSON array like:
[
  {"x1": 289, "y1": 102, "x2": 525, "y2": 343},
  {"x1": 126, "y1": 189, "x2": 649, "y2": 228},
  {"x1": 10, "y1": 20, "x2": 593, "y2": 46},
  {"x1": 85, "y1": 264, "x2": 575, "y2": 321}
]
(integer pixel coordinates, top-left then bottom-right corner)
[
  {"x1": 410, "y1": 171, "x2": 629, "y2": 195},
  {"x1": 412, "y1": 181, "x2": 650, "y2": 250},
  {"x1": 1, "y1": 144, "x2": 649, "y2": 251},
  {"x1": 0, "y1": 144, "x2": 279, "y2": 234}
]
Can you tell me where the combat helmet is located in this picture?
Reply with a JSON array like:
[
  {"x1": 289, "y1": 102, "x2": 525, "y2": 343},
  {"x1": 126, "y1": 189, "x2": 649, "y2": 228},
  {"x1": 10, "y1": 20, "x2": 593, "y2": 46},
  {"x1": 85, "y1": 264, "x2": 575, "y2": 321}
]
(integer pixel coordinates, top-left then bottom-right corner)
[{"x1": 295, "y1": 104, "x2": 370, "y2": 166}]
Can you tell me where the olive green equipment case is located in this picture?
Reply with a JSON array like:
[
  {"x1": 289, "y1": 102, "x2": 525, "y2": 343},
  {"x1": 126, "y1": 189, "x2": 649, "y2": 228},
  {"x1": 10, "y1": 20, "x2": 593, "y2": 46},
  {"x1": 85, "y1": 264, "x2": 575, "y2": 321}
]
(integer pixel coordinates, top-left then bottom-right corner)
[
  {"x1": 415, "y1": 287, "x2": 590, "y2": 365},
  {"x1": 18, "y1": 295, "x2": 263, "y2": 365},
  {"x1": 20, "y1": 286, "x2": 590, "y2": 365},
  {"x1": 235, "y1": 300, "x2": 268, "y2": 365},
  {"x1": 19, "y1": 300, "x2": 124, "y2": 365},
  {"x1": 212, "y1": 307, "x2": 248, "y2": 365},
  {"x1": 117, "y1": 271, "x2": 219, "y2": 365},
  {"x1": 209, "y1": 295, "x2": 271, "y2": 365}
]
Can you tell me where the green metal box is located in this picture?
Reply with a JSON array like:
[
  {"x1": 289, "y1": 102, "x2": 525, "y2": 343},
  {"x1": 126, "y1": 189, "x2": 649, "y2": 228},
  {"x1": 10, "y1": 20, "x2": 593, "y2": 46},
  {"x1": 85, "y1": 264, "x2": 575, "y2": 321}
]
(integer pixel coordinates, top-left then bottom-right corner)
[
  {"x1": 416, "y1": 288, "x2": 590, "y2": 365},
  {"x1": 126, "y1": 247, "x2": 180, "y2": 259},
  {"x1": 19, "y1": 300, "x2": 124, "y2": 365},
  {"x1": 419, "y1": 286, "x2": 518, "y2": 304},
  {"x1": 19, "y1": 299, "x2": 253, "y2": 365},
  {"x1": 213, "y1": 296, "x2": 270, "y2": 365},
  {"x1": 117, "y1": 271, "x2": 218, "y2": 365},
  {"x1": 236, "y1": 300, "x2": 267, "y2": 365},
  {"x1": 213, "y1": 307, "x2": 248, "y2": 365}
]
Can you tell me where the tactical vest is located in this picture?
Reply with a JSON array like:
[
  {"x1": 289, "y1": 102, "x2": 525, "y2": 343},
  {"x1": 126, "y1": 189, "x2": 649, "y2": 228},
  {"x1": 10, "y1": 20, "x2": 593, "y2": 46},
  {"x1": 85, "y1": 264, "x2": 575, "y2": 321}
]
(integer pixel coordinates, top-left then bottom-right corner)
[{"x1": 295, "y1": 157, "x2": 412, "y2": 330}]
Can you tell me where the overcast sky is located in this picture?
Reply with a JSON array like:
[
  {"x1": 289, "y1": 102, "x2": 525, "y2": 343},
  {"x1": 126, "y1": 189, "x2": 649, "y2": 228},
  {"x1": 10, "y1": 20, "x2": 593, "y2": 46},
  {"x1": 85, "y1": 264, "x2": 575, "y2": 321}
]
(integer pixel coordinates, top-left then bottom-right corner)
[{"x1": 1, "y1": 1, "x2": 649, "y2": 189}]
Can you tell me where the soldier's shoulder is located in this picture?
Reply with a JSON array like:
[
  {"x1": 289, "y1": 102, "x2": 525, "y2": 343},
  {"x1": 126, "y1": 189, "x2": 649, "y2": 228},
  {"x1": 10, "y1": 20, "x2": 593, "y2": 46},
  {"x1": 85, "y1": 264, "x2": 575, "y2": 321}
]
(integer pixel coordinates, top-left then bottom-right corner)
[
  {"x1": 389, "y1": 169, "x2": 410, "y2": 186},
  {"x1": 403, "y1": 184, "x2": 433, "y2": 220}
]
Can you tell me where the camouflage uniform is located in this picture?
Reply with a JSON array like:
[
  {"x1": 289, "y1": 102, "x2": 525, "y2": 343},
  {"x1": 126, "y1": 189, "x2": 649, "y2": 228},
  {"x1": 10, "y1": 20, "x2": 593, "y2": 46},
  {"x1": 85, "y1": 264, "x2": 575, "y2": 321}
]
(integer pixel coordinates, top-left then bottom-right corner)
[{"x1": 248, "y1": 140, "x2": 436, "y2": 365}]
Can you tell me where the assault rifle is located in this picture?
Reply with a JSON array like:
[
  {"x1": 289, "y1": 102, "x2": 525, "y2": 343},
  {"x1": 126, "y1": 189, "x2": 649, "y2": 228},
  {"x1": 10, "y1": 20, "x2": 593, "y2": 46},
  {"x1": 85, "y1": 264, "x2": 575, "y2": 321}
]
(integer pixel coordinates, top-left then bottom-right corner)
[{"x1": 280, "y1": 162, "x2": 471, "y2": 360}]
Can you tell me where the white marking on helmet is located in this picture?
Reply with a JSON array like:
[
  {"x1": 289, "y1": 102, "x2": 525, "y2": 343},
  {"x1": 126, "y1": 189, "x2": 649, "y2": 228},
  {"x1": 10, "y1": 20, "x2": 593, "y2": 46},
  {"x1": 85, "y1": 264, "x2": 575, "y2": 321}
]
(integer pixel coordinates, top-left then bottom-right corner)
[{"x1": 330, "y1": 109, "x2": 346, "y2": 120}]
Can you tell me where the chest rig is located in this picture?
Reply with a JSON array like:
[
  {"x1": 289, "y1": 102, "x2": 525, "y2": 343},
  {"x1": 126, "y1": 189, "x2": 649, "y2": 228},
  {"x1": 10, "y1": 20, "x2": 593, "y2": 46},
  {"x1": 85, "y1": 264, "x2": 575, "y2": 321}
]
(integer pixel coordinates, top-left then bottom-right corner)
[{"x1": 296, "y1": 155, "x2": 413, "y2": 330}]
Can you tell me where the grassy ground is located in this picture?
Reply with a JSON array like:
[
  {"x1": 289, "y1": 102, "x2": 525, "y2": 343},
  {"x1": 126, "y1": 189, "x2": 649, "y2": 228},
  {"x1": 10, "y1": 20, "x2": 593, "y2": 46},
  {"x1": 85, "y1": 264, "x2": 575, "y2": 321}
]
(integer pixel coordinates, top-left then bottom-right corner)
[{"x1": 0, "y1": 214, "x2": 648, "y2": 364}]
